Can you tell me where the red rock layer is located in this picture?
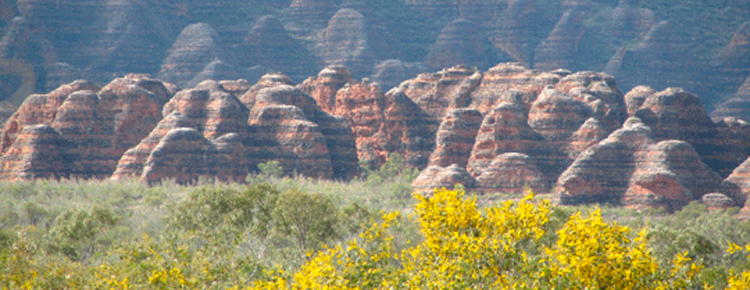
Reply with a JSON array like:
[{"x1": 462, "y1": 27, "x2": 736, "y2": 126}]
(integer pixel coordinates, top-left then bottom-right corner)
[
  {"x1": 240, "y1": 72, "x2": 295, "y2": 109},
  {"x1": 466, "y1": 102, "x2": 545, "y2": 176},
  {"x1": 333, "y1": 81, "x2": 389, "y2": 168},
  {"x1": 0, "y1": 75, "x2": 172, "y2": 180},
  {"x1": 469, "y1": 63, "x2": 559, "y2": 114},
  {"x1": 428, "y1": 108, "x2": 483, "y2": 168},
  {"x1": 627, "y1": 86, "x2": 750, "y2": 177},
  {"x1": 299, "y1": 65, "x2": 353, "y2": 114},
  {"x1": 527, "y1": 87, "x2": 592, "y2": 141},
  {"x1": 249, "y1": 84, "x2": 358, "y2": 179},
  {"x1": 113, "y1": 80, "x2": 252, "y2": 183},
  {"x1": 399, "y1": 65, "x2": 482, "y2": 120},
  {"x1": 0, "y1": 124, "x2": 66, "y2": 181},
  {"x1": 382, "y1": 88, "x2": 439, "y2": 169},
  {"x1": 139, "y1": 127, "x2": 245, "y2": 185},
  {"x1": 412, "y1": 164, "x2": 476, "y2": 193},
  {"x1": 475, "y1": 152, "x2": 547, "y2": 194},
  {"x1": 555, "y1": 118, "x2": 722, "y2": 211}
]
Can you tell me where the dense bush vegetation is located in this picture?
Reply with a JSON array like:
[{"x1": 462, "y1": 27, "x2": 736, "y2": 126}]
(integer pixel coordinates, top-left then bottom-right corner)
[{"x1": 2, "y1": 164, "x2": 750, "y2": 288}]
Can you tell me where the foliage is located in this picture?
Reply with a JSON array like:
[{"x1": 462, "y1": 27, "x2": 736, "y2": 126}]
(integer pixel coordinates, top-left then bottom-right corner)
[
  {"x1": 360, "y1": 152, "x2": 420, "y2": 200},
  {"x1": 272, "y1": 189, "x2": 340, "y2": 252},
  {"x1": 2, "y1": 179, "x2": 750, "y2": 288},
  {"x1": 252, "y1": 188, "x2": 730, "y2": 289}
]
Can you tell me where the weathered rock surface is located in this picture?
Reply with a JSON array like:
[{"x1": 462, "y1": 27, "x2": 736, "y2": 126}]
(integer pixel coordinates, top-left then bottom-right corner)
[
  {"x1": 425, "y1": 18, "x2": 487, "y2": 71},
  {"x1": 399, "y1": 65, "x2": 482, "y2": 120},
  {"x1": 605, "y1": 21, "x2": 710, "y2": 104},
  {"x1": 113, "y1": 80, "x2": 253, "y2": 183},
  {"x1": 0, "y1": 124, "x2": 67, "y2": 181},
  {"x1": 475, "y1": 152, "x2": 547, "y2": 194},
  {"x1": 609, "y1": 2, "x2": 656, "y2": 39},
  {"x1": 407, "y1": 63, "x2": 624, "y2": 194},
  {"x1": 412, "y1": 163, "x2": 475, "y2": 193},
  {"x1": 369, "y1": 59, "x2": 427, "y2": 91},
  {"x1": 249, "y1": 84, "x2": 358, "y2": 179},
  {"x1": 625, "y1": 86, "x2": 750, "y2": 177},
  {"x1": 555, "y1": 118, "x2": 722, "y2": 211},
  {"x1": 332, "y1": 80, "x2": 389, "y2": 167},
  {"x1": 300, "y1": 65, "x2": 354, "y2": 114},
  {"x1": 381, "y1": 88, "x2": 439, "y2": 169},
  {"x1": 533, "y1": 8, "x2": 588, "y2": 71},
  {"x1": 0, "y1": 17, "x2": 54, "y2": 104},
  {"x1": 238, "y1": 15, "x2": 317, "y2": 82},
  {"x1": 428, "y1": 108, "x2": 483, "y2": 168},
  {"x1": 491, "y1": 0, "x2": 535, "y2": 66},
  {"x1": 321, "y1": 8, "x2": 397, "y2": 78},
  {"x1": 0, "y1": 75, "x2": 173, "y2": 180},
  {"x1": 158, "y1": 23, "x2": 225, "y2": 87}
]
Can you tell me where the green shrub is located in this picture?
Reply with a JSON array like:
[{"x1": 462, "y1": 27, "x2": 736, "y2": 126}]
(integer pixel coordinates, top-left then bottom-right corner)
[
  {"x1": 271, "y1": 189, "x2": 340, "y2": 253},
  {"x1": 46, "y1": 207, "x2": 119, "y2": 261}
]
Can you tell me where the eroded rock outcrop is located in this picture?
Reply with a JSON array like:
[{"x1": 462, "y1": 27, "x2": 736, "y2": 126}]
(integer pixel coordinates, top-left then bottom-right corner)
[
  {"x1": 555, "y1": 118, "x2": 722, "y2": 211},
  {"x1": 425, "y1": 18, "x2": 487, "y2": 71},
  {"x1": 369, "y1": 59, "x2": 427, "y2": 91},
  {"x1": 627, "y1": 86, "x2": 750, "y2": 177},
  {"x1": 249, "y1": 84, "x2": 358, "y2": 179},
  {"x1": 605, "y1": 21, "x2": 709, "y2": 104},
  {"x1": 0, "y1": 75, "x2": 173, "y2": 180},
  {"x1": 491, "y1": 0, "x2": 535, "y2": 66},
  {"x1": 609, "y1": 2, "x2": 656, "y2": 39},
  {"x1": 533, "y1": 8, "x2": 588, "y2": 71},
  {"x1": 159, "y1": 23, "x2": 225, "y2": 87},
  {"x1": 474, "y1": 152, "x2": 547, "y2": 194},
  {"x1": 428, "y1": 108, "x2": 483, "y2": 168},
  {"x1": 412, "y1": 163, "x2": 475, "y2": 193},
  {"x1": 113, "y1": 80, "x2": 253, "y2": 183},
  {"x1": 399, "y1": 65, "x2": 482, "y2": 119},
  {"x1": 382, "y1": 88, "x2": 439, "y2": 169},
  {"x1": 321, "y1": 8, "x2": 397, "y2": 77}
]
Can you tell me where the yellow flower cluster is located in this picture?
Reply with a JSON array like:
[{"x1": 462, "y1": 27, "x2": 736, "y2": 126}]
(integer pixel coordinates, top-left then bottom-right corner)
[
  {"x1": 253, "y1": 188, "x2": 737, "y2": 289},
  {"x1": 542, "y1": 209, "x2": 660, "y2": 289}
]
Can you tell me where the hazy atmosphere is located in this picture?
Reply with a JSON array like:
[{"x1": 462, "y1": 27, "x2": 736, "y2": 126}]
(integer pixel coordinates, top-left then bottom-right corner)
[{"x1": 2, "y1": 0, "x2": 750, "y2": 288}]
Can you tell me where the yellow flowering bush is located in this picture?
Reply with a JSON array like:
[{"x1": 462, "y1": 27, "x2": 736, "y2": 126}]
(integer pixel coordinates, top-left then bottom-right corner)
[
  {"x1": 4, "y1": 182, "x2": 750, "y2": 289},
  {"x1": 255, "y1": 188, "x2": 745, "y2": 289}
]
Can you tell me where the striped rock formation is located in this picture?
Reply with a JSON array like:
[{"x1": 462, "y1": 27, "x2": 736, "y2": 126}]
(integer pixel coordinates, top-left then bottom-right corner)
[
  {"x1": 428, "y1": 108, "x2": 483, "y2": 168},
  {"x1": 425, "y1": 18, "x2": 488, "y2": 71},
  {"x1": 555, "y1": 118, "x2": 722, "y2": 211},
  {"x1": 0, "y1": 75, "x2": 174, "y2": 180},
  {"x1": 113, "y1": 80, "x2": 253, "y2": 183}
]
